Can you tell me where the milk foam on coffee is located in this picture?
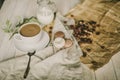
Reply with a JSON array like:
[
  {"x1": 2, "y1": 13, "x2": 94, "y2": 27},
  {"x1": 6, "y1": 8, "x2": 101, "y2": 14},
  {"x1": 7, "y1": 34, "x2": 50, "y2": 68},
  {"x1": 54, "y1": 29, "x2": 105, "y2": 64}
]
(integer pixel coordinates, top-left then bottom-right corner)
[{"x1": 20, "y1": 24, "x2": 41, "y2": 37}]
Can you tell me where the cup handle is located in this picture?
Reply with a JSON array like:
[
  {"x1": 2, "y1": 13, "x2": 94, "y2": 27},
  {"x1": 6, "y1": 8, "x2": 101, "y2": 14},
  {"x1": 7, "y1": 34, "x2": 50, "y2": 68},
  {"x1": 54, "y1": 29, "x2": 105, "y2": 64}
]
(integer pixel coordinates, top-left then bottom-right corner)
[{"x1": 14, "y1": 34, "x2": 22, "y2": 40}]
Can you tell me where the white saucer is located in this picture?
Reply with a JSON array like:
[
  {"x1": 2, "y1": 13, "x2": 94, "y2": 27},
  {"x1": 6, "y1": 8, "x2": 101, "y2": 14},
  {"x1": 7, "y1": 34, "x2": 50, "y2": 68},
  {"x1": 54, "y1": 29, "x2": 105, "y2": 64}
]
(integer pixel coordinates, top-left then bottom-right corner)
[
  {"x1": 14, "y1": 31, "x2": 50, "y2": 52},
  {"x1": 35, "y1": 31, "x2": 50, "y2": 51}
]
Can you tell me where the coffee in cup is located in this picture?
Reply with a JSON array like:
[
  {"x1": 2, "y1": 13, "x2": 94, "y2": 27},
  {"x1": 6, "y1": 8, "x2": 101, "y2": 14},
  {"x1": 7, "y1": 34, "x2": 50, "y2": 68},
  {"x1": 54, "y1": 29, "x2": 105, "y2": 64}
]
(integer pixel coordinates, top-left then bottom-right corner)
[{"x1": 20, "y1": 24, "x2": 41, "y2": 37}]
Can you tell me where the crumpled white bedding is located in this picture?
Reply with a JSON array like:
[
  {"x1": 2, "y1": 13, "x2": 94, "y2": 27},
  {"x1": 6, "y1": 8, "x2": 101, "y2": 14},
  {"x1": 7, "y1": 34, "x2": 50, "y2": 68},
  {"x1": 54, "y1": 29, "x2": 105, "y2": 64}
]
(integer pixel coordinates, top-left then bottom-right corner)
[
  {"x1": 0, "y1": 46, "x2": 83, "y2": 80},
  {"x1": 0, "y1": 0, "x2": 85, "y2": 79},
  {"x1": 0, "y1": 17, "x2": 83, "y2": 80}
]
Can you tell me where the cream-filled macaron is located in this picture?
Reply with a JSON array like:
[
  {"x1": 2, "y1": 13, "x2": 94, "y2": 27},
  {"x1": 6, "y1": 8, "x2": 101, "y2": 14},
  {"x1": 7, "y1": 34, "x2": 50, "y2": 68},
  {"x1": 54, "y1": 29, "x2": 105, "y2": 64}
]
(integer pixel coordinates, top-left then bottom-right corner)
[{"x1": 53, "y1": 37, "x2": 65, "y2": 49}]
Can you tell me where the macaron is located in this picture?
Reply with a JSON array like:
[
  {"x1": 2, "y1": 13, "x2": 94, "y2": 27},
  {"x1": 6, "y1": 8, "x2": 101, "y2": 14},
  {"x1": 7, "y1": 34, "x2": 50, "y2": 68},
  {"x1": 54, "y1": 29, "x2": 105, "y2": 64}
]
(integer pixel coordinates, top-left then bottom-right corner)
[
  {"x1": 54, "y1": 31, "x2": 65, "y2": 38},
  {"x1": 64, "y1": 39, "x2": 73, "y2": 48},
  {"x1": 53, "y1": 37, "x2": 65, "y2": 49}
]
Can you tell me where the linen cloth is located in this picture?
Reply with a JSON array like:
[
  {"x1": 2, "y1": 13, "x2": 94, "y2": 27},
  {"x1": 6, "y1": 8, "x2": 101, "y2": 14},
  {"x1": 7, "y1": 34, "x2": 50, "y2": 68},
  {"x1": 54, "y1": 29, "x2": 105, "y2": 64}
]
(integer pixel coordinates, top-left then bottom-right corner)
[{"x1": 50, "y1": 0, "x2": 81, "y2": 15}]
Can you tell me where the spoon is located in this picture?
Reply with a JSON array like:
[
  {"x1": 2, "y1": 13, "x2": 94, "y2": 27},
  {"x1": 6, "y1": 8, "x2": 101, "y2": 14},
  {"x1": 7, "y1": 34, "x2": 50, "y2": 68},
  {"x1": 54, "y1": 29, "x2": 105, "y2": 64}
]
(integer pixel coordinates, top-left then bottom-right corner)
[{"x1": 23, "y1": 51, "x2": 36, "y2": 79}]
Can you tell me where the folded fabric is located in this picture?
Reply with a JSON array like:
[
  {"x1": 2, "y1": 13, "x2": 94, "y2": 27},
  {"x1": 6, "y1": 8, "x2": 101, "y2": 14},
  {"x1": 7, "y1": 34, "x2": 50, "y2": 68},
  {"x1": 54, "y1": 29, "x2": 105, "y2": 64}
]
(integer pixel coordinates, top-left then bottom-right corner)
[{"x1": 31, "y1": 47, "x2": 82, "y2": 80}]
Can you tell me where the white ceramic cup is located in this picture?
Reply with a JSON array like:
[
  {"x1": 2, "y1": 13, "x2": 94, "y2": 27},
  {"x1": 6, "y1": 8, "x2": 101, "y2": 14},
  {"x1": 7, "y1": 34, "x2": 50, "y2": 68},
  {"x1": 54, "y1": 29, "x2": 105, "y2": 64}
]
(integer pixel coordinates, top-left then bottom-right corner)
[{"x1": 13, "y1": 22, "x2": 43, "y2": 51}]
